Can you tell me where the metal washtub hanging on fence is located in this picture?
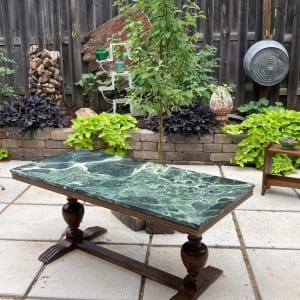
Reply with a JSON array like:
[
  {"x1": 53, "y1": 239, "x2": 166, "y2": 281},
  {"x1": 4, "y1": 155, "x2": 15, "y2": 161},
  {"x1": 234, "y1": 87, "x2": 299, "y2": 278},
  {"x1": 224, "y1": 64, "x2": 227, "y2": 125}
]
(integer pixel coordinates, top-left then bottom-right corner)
[{"x1": 243, "y1": 40, "x2": 289, "y2": 86}]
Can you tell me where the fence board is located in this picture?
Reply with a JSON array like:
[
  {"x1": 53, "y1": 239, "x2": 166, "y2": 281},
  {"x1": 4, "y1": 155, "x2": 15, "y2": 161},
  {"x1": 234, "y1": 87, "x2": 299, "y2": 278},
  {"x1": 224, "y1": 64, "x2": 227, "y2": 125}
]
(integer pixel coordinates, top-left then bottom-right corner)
[{"x1": 0, "y1": 0, "x2": 299, "y2": 109}]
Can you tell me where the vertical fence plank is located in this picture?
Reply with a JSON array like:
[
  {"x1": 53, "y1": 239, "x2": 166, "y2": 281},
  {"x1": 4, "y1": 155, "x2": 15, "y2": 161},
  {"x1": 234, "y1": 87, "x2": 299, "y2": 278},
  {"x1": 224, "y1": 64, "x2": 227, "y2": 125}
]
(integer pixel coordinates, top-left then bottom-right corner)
[
  {"x1": 287, "y1": 0, "x2": 300, "y2": 109},
  {"x1": 70, "y1": 0, "x2": 83, "y2": 107},
  {"x1": 269, "y1": 0, "x2": 288, "y2": 103},
  {"x1": 235, "y1": 0, "x2": 249, "y2": 106},
  {"x1": 204, "y1": 0, "x2": 214, "y2": 45},
  {"x1": 219, "y1": 0, "x2": 231, "y2": 84}
]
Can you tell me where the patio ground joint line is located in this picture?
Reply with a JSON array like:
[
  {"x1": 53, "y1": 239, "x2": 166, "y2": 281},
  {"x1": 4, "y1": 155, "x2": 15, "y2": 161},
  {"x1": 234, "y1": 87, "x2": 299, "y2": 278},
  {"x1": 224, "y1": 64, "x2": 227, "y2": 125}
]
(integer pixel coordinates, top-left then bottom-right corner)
[
  {"x1": 139, "y1": 233, "x2": 153, "y2": 300},
  {"x1": 231, "y1": 210, "x2": 262, "y2": 300}
]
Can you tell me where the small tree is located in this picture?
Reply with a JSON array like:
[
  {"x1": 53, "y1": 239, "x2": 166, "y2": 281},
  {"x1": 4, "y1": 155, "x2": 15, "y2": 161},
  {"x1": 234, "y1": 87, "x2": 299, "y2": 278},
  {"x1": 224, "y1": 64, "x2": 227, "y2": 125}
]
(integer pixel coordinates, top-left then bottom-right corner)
[
  {"x1": 114, "y1": 0, "x2": 217, "y2": 161},
  {"x1": 0, "y1": 49, "x2": 15, "y2": 103}
]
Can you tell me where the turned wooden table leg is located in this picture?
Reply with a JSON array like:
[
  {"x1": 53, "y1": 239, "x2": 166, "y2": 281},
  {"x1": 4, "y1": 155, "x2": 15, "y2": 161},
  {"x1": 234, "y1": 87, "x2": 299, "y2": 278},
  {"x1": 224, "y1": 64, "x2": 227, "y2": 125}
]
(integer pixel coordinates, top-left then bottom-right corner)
[
  {"x1": 171, "y1": 234, "x2": 222, "y2": 300},
  {"x1": 39, "y1": 197, "x2": 106, "y2": 264}
]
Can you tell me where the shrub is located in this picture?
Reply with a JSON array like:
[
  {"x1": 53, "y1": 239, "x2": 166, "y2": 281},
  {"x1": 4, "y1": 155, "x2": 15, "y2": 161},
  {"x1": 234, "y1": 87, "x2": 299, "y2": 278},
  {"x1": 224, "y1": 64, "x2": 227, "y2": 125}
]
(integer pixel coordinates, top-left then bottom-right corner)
[
  {"x1": 146, "y1": 102, "x2": 218, "y2": 136},
  {"x1": 223, "y1": 107, "x2": 300, "y2": 174},
  {"x1": 0, "y1": 95, "x2": 66, "y2": 134},
  {"x1": 237, "y1": 97, "x2": 283, "y2": 116},
  {"x1": 64, "y1": 112, "x2": 137, "y2": 156}
]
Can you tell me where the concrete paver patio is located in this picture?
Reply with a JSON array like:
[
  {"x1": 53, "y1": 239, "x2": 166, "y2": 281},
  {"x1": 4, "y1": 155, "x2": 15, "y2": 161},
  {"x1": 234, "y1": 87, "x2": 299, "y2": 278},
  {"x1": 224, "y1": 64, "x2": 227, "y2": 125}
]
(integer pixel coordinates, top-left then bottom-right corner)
[{"x1": 0, "y1": 160, "x2": 299, "y2": 300}]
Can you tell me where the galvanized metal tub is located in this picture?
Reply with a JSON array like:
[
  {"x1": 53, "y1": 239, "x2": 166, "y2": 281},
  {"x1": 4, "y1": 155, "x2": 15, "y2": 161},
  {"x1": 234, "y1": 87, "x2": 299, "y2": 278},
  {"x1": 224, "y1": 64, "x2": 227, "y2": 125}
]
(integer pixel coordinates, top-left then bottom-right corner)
[{"x1": 243, "y1": 40, "x2": 289, "y2": 86}]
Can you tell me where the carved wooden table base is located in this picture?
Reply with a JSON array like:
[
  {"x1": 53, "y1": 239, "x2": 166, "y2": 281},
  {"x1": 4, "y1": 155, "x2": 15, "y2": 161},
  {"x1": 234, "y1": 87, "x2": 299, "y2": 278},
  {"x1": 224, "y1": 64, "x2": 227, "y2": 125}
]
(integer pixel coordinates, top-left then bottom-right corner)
[{"x1": 39, "y1": 197, "x2": 222, "y2": 300}]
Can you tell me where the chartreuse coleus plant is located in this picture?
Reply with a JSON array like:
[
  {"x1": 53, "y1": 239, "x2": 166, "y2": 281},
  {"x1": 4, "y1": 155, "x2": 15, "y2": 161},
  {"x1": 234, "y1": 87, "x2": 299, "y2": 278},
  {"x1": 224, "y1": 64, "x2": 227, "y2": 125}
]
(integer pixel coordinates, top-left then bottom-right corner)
[
  {"x1": 222, "y1": 108, "x2": 300, "y2": 174},
  {"x1": 64, "y1": 112, "x2": 137, "y2": 156},
  {"x1": 0, "y1": 148, "x2": 9, "y2": 160}
]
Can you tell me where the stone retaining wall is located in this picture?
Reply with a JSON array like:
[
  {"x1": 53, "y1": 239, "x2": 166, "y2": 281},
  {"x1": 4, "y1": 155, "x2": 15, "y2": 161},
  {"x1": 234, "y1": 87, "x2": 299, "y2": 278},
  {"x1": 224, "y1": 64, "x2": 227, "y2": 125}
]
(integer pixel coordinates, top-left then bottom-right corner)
[{"x1": 0, "y1": 128, "x2": 242, "y2": 163}]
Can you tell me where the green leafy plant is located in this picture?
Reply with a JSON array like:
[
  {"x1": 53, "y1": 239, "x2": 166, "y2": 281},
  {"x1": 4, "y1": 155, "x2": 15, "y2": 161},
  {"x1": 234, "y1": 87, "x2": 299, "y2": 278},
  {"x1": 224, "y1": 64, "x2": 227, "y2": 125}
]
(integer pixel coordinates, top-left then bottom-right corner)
[
  {"x1": 0, "y1": 148, "x2": 9, "y2": 160},
  {"x1": 75, "y1": 71, "x2": 109, "y2": 109},
  {"x1": 237, "y1": 97, "x2": 283, "y2": 115},
  {"x1": 64, "y1": 112, "x2": 137, "y2": 156},
  {"x1": 222, "y1": 107, "x2": 300, "y2": 174},
  {"x1": 114, "y1": 0, "x2": 218, "y2": 161},
  {"x1": 0, "y1": 49, "x2": 16, "y2": 103}
]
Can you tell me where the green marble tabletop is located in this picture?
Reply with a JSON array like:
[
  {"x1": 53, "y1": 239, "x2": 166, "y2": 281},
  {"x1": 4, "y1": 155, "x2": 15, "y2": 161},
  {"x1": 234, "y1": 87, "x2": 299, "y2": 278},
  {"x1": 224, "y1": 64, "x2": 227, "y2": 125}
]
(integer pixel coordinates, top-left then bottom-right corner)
[{"x1": 11, "y1": 150, "x2": 254, "y2": 230}]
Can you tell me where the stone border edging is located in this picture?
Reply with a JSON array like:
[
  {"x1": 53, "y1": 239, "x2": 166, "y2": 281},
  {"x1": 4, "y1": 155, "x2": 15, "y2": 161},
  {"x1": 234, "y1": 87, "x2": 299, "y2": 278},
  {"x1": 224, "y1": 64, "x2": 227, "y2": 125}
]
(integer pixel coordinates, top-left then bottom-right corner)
[{"x1": 0, "y1": 128, "x2": 243, "y2": 163}]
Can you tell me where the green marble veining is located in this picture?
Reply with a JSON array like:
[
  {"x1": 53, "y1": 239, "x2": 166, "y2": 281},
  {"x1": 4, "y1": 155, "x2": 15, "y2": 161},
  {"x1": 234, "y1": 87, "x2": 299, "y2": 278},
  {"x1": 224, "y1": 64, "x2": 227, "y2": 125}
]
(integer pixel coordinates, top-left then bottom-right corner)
[{"x1": 11, "y1": 150, "x2": 254, "y2": 229}]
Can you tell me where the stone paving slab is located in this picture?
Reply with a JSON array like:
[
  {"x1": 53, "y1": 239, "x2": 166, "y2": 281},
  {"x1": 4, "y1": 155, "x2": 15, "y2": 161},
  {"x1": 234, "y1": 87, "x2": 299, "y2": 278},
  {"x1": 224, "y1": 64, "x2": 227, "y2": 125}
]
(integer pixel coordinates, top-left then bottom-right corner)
[
  {"x1": 235, "y1": 210, "x2": 300, "y2": 249},
  {"x1": 221, "y1": 166, "x2": 263, "y2": 184},
  {"x1": 247, "y1": 248, "x2": 300, "y2": 300},
  {"x1": 28, "y1": 245, "x2": 146, "y2": 300},
  {"x1": 238, "y1": 186, "x2": 300, "y2": 211},
  {"x1": 0, "y1": 178, "x2": 29, "y2": 203},
  {"x1": 0, "y1": 204, "x2": 66, "y2": 240},
  {"x1": 0, "y1": 240, "x2": 50, "y2": 297},
  {"x1": 143, "y1": 247, "x2": 255, "y2": 300}
]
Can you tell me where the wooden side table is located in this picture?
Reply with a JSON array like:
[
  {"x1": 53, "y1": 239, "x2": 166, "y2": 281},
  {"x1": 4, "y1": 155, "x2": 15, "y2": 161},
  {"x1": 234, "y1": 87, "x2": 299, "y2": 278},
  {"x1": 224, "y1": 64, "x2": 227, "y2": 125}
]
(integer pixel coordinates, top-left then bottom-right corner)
[{"x1": 261, "y1": 142, "x2": 300, "y2": 195}]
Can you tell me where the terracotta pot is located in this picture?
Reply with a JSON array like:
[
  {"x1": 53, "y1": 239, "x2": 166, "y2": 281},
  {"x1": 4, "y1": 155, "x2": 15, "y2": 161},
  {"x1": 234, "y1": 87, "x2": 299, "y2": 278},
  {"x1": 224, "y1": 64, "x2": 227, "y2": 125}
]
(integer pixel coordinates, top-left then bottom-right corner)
[{"x1": 209, "y1": 86, "x2": 233, "y2": 123}]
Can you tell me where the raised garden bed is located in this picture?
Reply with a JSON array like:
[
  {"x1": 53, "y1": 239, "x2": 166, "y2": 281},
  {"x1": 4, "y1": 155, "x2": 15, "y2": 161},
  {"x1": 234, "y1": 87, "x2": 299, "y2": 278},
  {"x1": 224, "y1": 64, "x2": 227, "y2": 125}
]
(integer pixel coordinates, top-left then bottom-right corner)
[{"x1": 0, "y1": 127, "x2": 242, "y2": 163}]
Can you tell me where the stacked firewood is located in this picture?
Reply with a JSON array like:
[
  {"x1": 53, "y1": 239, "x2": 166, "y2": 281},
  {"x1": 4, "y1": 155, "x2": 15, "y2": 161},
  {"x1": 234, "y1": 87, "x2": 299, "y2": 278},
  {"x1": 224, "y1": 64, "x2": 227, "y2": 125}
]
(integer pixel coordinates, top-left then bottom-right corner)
[{"x1": 28, "y1": 45, "x2": 63, "y2": 103}]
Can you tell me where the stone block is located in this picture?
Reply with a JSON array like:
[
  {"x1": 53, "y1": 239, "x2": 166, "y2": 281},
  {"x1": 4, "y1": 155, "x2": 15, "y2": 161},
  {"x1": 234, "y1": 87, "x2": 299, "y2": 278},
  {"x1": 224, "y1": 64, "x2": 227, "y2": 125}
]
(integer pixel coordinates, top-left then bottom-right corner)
[
  {"x1": 111, "y1": 211, "x2": 146, "y2": 231},
  {"x1": 162, "y1": 143, "x2": 176, "y2": 151},
  {"x1": 166, "y1": 134, "x2": 186, "y2": 144},
  {"x1": 232, "y1": 134, "x2": 246, "y2": 143},
  {"x1": 51, "y1": 128, "x2": 75, "y2": 141},
  {"x1": 199, "y1": 134, "x2": 214, "y2": 143},
  {"x1": 214, "y1": 133, "x2": 233, "y2": 144},
  {"x1": 2, "y1": 139, "x2": 21, "y2": 148},
  {"x1": 140, "y1": 129, "x2": 159, "y2": 142},
  {"x1": 142, "y1": 142, "x2": 158, "y2": 151},
  {"x1": 176, "y1": 144, "x2": 203, "y2": 152},
  {"x1": 210, "y1": 152, "x2": 235, "y2": 162},
  {"x1": 183, "y1": 152, "x2": 210, "y2": 162},
  {"x1": 132, "y1": 150, "x2": 158, "y2": 160},
  {"x1": 128, "y1": 141, "x2": 142, "y2": 151},
  {"x1": 0, "y1": 129, "x2": 7, "y2": 138},
  {"x1": 21, "y1": 140, "x2": 45, "y2": 148},
  {"x1": 145, "y1": 222, "x2": 175, "y2": 234},
  {"x1": 204, "y1": 144, "x2": 223, "y2": 152},
  {"x1": 162, "y1": 152, "x2": 184, "y2": 161},
  {"x1": 46, "y1": 140, "x2": 71, "y2": 149},
  {"x1": 128, "y1": 130, "x2": 141, "y2": 142},
  {"x1": 223, "y1": 144, "x2": 238, "y2": 152}
]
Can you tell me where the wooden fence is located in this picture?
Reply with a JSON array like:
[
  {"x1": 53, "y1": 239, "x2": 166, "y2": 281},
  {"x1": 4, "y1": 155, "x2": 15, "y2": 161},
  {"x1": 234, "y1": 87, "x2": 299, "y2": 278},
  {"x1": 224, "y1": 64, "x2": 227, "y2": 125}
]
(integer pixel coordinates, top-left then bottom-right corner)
[{"x1": 0, "y1": 0, "x2": 299, "y2": 110}]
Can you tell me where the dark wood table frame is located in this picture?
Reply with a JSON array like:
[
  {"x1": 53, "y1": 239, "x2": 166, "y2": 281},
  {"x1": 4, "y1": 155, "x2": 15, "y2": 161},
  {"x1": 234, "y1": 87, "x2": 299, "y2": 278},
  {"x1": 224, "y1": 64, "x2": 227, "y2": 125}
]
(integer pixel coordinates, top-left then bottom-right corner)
[
  {"x1": 12, "y1": 172, "x2": 252, "y2": 300},
  {"x1": 262, "y1": 142, "x2": 300, "y2": 195}
]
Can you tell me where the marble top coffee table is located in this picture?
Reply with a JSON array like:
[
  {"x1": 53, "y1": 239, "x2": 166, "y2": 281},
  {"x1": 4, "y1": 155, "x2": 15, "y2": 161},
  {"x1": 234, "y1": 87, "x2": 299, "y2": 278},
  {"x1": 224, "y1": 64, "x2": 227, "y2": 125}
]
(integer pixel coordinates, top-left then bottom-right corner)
[{"x1": 11, "y1": 150, "x2": 254, "y2": 300}]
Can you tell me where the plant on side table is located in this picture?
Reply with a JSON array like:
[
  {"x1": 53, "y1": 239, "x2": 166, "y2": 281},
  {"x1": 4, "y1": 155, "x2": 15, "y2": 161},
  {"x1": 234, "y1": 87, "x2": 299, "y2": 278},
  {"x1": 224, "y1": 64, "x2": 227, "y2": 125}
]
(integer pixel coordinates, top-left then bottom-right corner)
[
  {"x1": 64, "y1": 112, "x2": 137, "y2": 156},
  {"x1": 222, "y1": 107, "x2": 300, "y2": 174}
]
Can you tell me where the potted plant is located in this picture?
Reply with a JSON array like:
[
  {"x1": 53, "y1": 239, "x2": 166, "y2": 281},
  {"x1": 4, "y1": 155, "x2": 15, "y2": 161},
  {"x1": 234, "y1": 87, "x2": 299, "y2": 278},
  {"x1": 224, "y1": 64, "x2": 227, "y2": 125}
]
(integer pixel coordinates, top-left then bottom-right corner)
[{"x1": 209, "y1": 84, "x2": 233, "y2": 123}]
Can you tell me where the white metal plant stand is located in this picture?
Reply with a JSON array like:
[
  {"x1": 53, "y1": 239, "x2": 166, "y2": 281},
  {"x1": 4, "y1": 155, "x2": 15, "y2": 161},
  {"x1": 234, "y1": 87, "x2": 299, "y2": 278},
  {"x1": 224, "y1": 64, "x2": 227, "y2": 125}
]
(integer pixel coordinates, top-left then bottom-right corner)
[{"x1": 96, "y1": 42, "x2": 134, "y2": 114}]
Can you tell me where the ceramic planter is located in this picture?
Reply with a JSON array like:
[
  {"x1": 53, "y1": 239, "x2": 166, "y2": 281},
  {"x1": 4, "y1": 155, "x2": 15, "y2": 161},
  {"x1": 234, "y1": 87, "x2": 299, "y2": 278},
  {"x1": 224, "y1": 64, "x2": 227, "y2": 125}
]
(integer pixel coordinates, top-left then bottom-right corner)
[{"x1": 209, "y1": 86, "x2": 233, "y2": 123}]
